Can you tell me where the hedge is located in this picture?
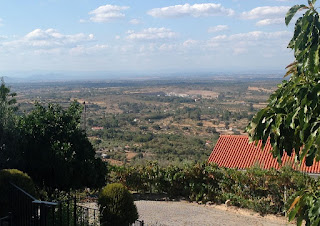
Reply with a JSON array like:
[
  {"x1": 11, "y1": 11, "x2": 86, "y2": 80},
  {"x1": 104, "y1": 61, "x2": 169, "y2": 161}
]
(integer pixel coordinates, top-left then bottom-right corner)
[{"x1": 108, "y1": 162, "x2": 314, "y2": 215}]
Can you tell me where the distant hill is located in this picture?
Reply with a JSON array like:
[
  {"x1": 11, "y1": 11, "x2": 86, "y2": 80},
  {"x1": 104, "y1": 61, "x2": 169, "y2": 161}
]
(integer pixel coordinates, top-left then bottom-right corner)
[{"x1": 1, "y1": 71, "x2": 285, "y2": 83}]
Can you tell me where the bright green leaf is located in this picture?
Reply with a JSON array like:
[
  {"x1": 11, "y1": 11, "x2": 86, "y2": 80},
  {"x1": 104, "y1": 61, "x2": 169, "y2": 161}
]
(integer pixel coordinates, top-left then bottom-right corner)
[{"x1": 286, "y1": 5, "x2": 308, "y2": 26}]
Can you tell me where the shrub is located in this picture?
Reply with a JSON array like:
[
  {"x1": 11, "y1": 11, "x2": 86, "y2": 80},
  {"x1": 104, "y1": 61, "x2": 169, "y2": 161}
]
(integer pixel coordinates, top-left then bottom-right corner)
[
  {"x1": 152, "y1": 124, "x2": 161, "y2": 130},
  {"x1": 139, "y1": 126, "x2": 148, "y2": 131},
  {"x1": 99, "y1": 183, "x2": 138, "y2": 226},
  {"x1": 108, "y1": 162, "x2": 314, "y2": 215},
  {"x1": 0, "y1": 169, "x2": 36, "y2": 216}
]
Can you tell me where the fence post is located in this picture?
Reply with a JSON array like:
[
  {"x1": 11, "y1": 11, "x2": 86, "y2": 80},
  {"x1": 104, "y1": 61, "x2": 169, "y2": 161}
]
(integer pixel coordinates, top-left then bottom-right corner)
[
  {"x1": 94, "y1": 209, "x2": 96, "y2": 226},
  {"x1": 67, "y1": 199, "x2": 70, "y2": 226},
  {"x1": 52, "y1": 206, "x2": 55, "y2": 226},
  {"x1": 40, "y1": 203, "x2": 45, "y2": 226},
  {"x1": 8, "y1": 212, "x2": 12, "y2": 226},
  {"x1": 284, "y1": 185, "x2": 287, "y2": 217},
  {"x1": 74, "y1": 197, "x2": 77, "y2": 226},
  {"x1": 59, "y1": 202, "x2": 62, "y2": 226}
]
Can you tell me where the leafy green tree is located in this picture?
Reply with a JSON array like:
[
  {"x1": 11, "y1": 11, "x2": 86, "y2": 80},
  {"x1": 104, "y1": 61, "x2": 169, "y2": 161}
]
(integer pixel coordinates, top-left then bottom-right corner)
[
  {"x1": 246, "y1": 1, "x2": 320, "y2": 224},
  {"x1": 19, "y1": 101, "x2": 107, "y2": 190},
  {"x1": 247, "y1": 0, "x2": 320, "y2": 166},
  {"x1": 0, "y1": 78, "x2": 17, "y2": 117},
  {"x1": 0, "y1": 79, "x2": 20, "y2": 169}
]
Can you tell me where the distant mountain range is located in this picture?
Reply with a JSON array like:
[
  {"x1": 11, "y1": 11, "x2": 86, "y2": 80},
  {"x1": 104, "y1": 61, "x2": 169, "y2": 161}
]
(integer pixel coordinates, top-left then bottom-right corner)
[{"x1": 0, "y1": 70, "x2": 286, "y2": 83}]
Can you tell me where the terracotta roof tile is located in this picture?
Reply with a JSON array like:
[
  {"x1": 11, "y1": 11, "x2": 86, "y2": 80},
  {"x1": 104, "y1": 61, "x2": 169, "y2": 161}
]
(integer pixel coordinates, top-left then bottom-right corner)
[{"x1": 208, "y1": 135, "x2": 320, "y2": 174}]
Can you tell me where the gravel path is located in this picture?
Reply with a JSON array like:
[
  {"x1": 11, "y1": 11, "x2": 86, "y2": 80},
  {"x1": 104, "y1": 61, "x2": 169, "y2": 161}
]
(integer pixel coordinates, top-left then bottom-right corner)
[{"x1": 135, "y1": 200, "x2": 294, "y2": 226}]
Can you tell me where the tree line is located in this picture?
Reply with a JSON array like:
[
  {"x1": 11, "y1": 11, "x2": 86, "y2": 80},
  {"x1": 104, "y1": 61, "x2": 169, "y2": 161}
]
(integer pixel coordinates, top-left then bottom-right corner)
[{"x1": 0, "y1": 80, "x2": 107, "y2": 191}]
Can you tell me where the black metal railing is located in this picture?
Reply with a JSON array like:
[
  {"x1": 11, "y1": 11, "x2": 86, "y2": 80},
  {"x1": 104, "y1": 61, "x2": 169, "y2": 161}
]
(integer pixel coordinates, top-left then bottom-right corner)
[
  {"x1": 76, "y1": 204, "x2": 99, "y2": 226},
  {"x1": 0, "y1": 213, "x2": 12, "y2": 226},
  {"x1": 7, "y1": 182, "x2": 144, "y2": 226},
  {"x1": 8, "y1": 183, "x2": 100, "y2": 226},
  {"x1": 10, "y1": 182, "x2": 49, "y2": 226}
]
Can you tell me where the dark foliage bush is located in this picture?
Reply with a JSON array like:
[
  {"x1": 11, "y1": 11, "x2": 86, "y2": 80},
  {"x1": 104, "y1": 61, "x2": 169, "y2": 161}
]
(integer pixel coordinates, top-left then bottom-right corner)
[
  {"x1": 196, "y1": 122, "x2": 203, "y2": 126},
  {"x1": 18, "y1": 102, "x2": 108, "y2": 190},
  {"x1": 108, "y1": 162, "x2": 314, "y2": 215},
  {"x1": 0, "y1": 169, "x2": 36, "y2": 216},
  {"x1": 98, "y1": 183, "x2": 138, "y2": 226}
]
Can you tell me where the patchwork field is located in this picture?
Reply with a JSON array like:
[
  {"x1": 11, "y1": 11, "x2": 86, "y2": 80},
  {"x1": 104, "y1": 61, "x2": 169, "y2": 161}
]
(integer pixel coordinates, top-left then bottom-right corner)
[{"x1": 10, "y1": 76, "x2": 281, "y2": 165}]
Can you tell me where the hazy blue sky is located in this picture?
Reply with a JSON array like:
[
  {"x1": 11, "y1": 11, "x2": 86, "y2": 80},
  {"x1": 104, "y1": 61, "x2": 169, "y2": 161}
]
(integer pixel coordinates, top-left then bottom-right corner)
[{"x1": 0, "y1": 0, "x2": 305, "y2": 75}]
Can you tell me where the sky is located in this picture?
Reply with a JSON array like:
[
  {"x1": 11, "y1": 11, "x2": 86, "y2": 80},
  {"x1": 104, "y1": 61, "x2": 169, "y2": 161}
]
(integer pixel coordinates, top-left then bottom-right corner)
[{"x1": 0, "y1": 0, "x2": 308, "y2": 76}]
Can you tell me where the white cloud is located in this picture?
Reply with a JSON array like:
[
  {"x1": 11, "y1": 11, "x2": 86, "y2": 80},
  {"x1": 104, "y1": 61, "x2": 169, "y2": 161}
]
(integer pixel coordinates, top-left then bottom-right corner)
[
  {"x1": 256, "y1": 18, "x2": 283, "y2": 26},
  {"x1": 233, "y1": 47, "x2": 248, "y2": 55},
  {"x1": 242, "y1": 6, "x2": 290, "y2": 20},
  {"x1": 208, "y1": 25, "x2": 229, "y2": 33},
  {"x1": 206, "y1": 30, "x2": 291, "y2": 55},
  {"x1": 0, "y1": 35, "x2": 7, "y2": 40},
  {"x1": 209, "y1": 35, "x2": 227, "y2": 42},
  {"x1": 70, "y1": 44, "x2": 108, "y2": 55},
  {"x1": 118, "y1": 30, "x2": 290, "y2": 55},
  {"x1": 89, "y1": 4, "x2": 129, "y2": 22},
  {"x1": 129, "y1": 19, "x2": 141, "y2": 25},
  {"x1": 158, "y1": 43, "x2": 175, "y2": 51},
  {"x1": 228, "y1": 31, "x2": 290, "y2": 41},
  {"x1": 32, "y1": 48, "x2": 63, "y2": 55},
  {"x1": 183, "y1": 39, "x2": 198, "y2": 47},
  {"x1": 4, "y1": 29, "x2": 94, "y2": 49},
  {"x1": 101, "y1": 30, "x2": 291, "y2": 65},
  {"x1": 148, "y1": 3, "x2": 234, "y2": 18},
  {"x1": 126, "y1": 28, "x2": 178, "y2": 41}
]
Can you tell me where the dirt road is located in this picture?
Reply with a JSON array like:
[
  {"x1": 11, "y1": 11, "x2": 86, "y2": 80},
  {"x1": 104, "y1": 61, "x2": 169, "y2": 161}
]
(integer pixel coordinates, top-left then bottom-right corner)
[{"x1": 135, "y1": 200, "x2": 294, "y2": 226}]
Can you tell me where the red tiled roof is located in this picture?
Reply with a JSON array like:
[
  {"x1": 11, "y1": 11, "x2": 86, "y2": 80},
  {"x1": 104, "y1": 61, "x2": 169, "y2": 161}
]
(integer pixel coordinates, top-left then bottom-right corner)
[{"x1": 208, "y1": 135, "x2": 320, "y2": 174}]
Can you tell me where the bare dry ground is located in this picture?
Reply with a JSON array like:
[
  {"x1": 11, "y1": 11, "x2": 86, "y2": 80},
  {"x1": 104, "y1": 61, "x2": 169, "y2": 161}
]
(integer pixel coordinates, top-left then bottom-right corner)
[
  {"x1": 248, "y1": 86, "x2": 276, "y2": 93},
  {"x1": 135, "y1": 200, "x2": 294, "y2": 226}
]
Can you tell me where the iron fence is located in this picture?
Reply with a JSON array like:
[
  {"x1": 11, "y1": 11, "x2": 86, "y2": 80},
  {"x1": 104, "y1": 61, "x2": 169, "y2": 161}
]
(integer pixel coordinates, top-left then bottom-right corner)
[
  {"x1": 7, "y1": 183, "x2": 100, "y2": 226},
  {"x1": 76, "y1": 204, "x2": 99, "y2": 226},
  {"x1": 0, "y1": 213, "x2": 12, "y2": 226},
  {"x1": 5, "y1": 183, "x2": 144, "y2": 226}
]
